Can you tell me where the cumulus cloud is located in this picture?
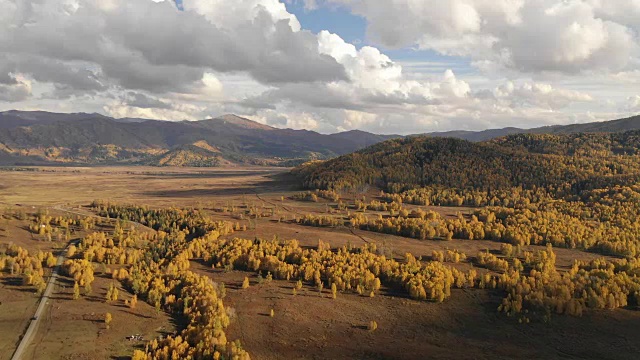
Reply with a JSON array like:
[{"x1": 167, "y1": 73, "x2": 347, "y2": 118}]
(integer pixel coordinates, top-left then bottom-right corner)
[
  {"x1": 0, "y1": 0, "x2": 345, "y2": 93},
  {"x1": 317, "y1": 0, "x2": 640, "y2": 74},
  {"x1": 490, "y1": 81, "x2": 594, "y2": 110},
  {"x1": 123, "y1": 92, "x2": 173, "y2": 110},
  {"x1": 628, "y1": 95, "x2": 640, "y2": 111},
  {"x1": 2, "y1": 56, "x2": 105, "y2": 94},
  {"x1": 241, "y1": 64, "x2": 595, "y2": 133},
  {"x1": 0, "y1": 0, "x2": 637, "y2": 134},
  {"x1": 104, "y1": 101, "x2": 207, "y2": 121},
  {"x1": 0, "y1": 74, "x2": 31, "y2": 102},
  {"x1": 241, "y1": 31, "x2": 440, "y2": 112}
]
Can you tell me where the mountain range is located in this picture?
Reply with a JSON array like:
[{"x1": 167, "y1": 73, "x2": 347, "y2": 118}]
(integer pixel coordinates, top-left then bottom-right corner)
[
  {"x1": 0, "y1": 111, "x2": 396, "y2": 166},
  {"x1": 0, "y1": 110, "x2": 638, "y2": 166},
  {"x1": 425, "y1": 114, "x2": 640, "y2": 142}
]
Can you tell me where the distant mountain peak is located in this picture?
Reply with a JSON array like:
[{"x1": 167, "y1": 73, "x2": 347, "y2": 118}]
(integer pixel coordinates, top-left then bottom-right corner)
[
  {"x1": 213, "y1": 114, "x2": 274, "y2": 130},
  {"x1": 338, "y1": 129, "x2": 368, "y2": 135}
]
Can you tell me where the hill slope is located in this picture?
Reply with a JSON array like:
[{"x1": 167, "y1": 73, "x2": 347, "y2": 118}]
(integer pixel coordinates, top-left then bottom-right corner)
[
  {"x1": 295, "y1": 131, "x2": 640, "y2": 192},
  {"x1": 148, "y1": 141, "x2": 227, "y2": 167}
]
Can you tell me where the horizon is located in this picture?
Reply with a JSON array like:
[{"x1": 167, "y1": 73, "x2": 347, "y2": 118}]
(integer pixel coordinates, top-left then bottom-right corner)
[
  {"x1": 1, "y1": 1, "x2": 639, "y2": 135},
  {"x1": 4, "y1": 109, "x2": 640, "y2": 136}
]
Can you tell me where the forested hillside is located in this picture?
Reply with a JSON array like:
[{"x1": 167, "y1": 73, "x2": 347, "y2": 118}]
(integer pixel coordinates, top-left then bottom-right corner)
[
  {"x1": 295, "y1": 131, "x2": 640, "y2": 193},
  {"x1": 491, "y1": 132, "x2": 640, "y2": 156}
]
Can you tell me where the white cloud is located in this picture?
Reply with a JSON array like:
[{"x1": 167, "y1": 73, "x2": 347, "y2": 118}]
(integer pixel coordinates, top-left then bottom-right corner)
[
  {"x1": 319, "y1": 0, "x2": 640, "y2": 74},
  {"x1": 432, "y1": 70, "x2": 470, "y2": 98},
  {"x1": 490, "y1": 81, "x2": 594, "y2": 110},
  {"x1": 0, "y1": 74, "x2": 32, "y2": 102},
  {"x1": 104, "y1": 104, "x2": 204, "y2": 121},
  {"x1": 0, "y1": 0, "x2": 638, "y2": 135},
  {"x1": 0, "y1": 0, "x2": 345, "y2": 92},
  {"x1": 628, "y1": 95, "x2": 640, "y2": 111},
  {"x1": 343, "y1": 110, "x2": 378, "y2": 129},
  {"x1": 247, "y1": 109, "x2": 321, "y2": 130},
  {"x1": 191, "y1": 0, "x2": 301, "y2": 31}
]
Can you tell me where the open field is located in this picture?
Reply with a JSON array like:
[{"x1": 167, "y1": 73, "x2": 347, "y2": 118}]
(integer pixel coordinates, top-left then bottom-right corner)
[
  {"x1": 191, "y1": 262, "x2": 640, "y2": 360},
  {"x1": 0, "y1": 275, "x2": 39, "y2": 360},
  {"x1": 0, "y1": 216, "x2": 62, "y2": 359},
  {"x1": 21, "y1": 271, "x2": 175, "y2": 360},
  {"x1": 0, "y1": 166, "x2": 290, "y2": 207},
  {"x1": 1, "y1": 166, "x2": 639, "y2": 360}
]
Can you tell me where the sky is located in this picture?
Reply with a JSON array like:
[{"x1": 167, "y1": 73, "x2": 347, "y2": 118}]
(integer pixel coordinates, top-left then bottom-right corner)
[{"x1": 0, "y1": 0, "x2": 639, "y2": 135}]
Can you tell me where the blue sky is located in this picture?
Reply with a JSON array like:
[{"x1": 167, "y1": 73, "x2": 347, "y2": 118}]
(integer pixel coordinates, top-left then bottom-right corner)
[{"x1": 285, "y1": 2, "x2": 366, "y2": 45}]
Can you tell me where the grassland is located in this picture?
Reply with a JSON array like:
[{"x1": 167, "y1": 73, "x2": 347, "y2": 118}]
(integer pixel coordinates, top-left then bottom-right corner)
[{"x1": 1, "y1": 166, "x2": 639, "y2": 360}]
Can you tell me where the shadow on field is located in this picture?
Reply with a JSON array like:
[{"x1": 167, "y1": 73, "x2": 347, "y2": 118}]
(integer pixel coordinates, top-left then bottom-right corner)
[
  {"x1": 142, "y1": 186, "x2": 274, "y2": 198},
  {"x1": 137, "y1": 170, "x2": 282, "y2": 180},
  {"x1": 139, "y1": 172, "x2": 303, "y2": 198},
  {"x1": 119, "y1": 309, "x2": 152, "y2": 319}
]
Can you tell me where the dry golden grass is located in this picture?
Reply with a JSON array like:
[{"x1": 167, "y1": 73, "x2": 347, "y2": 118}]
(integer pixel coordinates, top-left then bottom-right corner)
[
  {"x1": 0, "y1": 166, "x2": 287, "y2": 206},
  {"x1": 191, "y1": 262, "x2": 640, "y2": 360}
]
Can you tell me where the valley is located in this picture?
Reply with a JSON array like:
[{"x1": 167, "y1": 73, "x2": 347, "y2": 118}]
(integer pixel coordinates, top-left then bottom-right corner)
[{"x1": 1, "y1": 161, "x2": 639, "y2": 359}]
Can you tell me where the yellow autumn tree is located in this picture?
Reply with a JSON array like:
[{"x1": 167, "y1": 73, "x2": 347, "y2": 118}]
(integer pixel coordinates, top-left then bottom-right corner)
[
  {"x1": 73, "y1": 282, "x2": 80, "y2": 300},
  {"x1": 105, "y1": 312, "x2": 112, "y2": 329}
]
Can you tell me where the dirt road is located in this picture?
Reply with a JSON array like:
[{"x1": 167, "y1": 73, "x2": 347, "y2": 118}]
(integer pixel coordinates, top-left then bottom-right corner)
[{"x1": 10, "y1": 242, "x2": 72, "y2": 360}]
